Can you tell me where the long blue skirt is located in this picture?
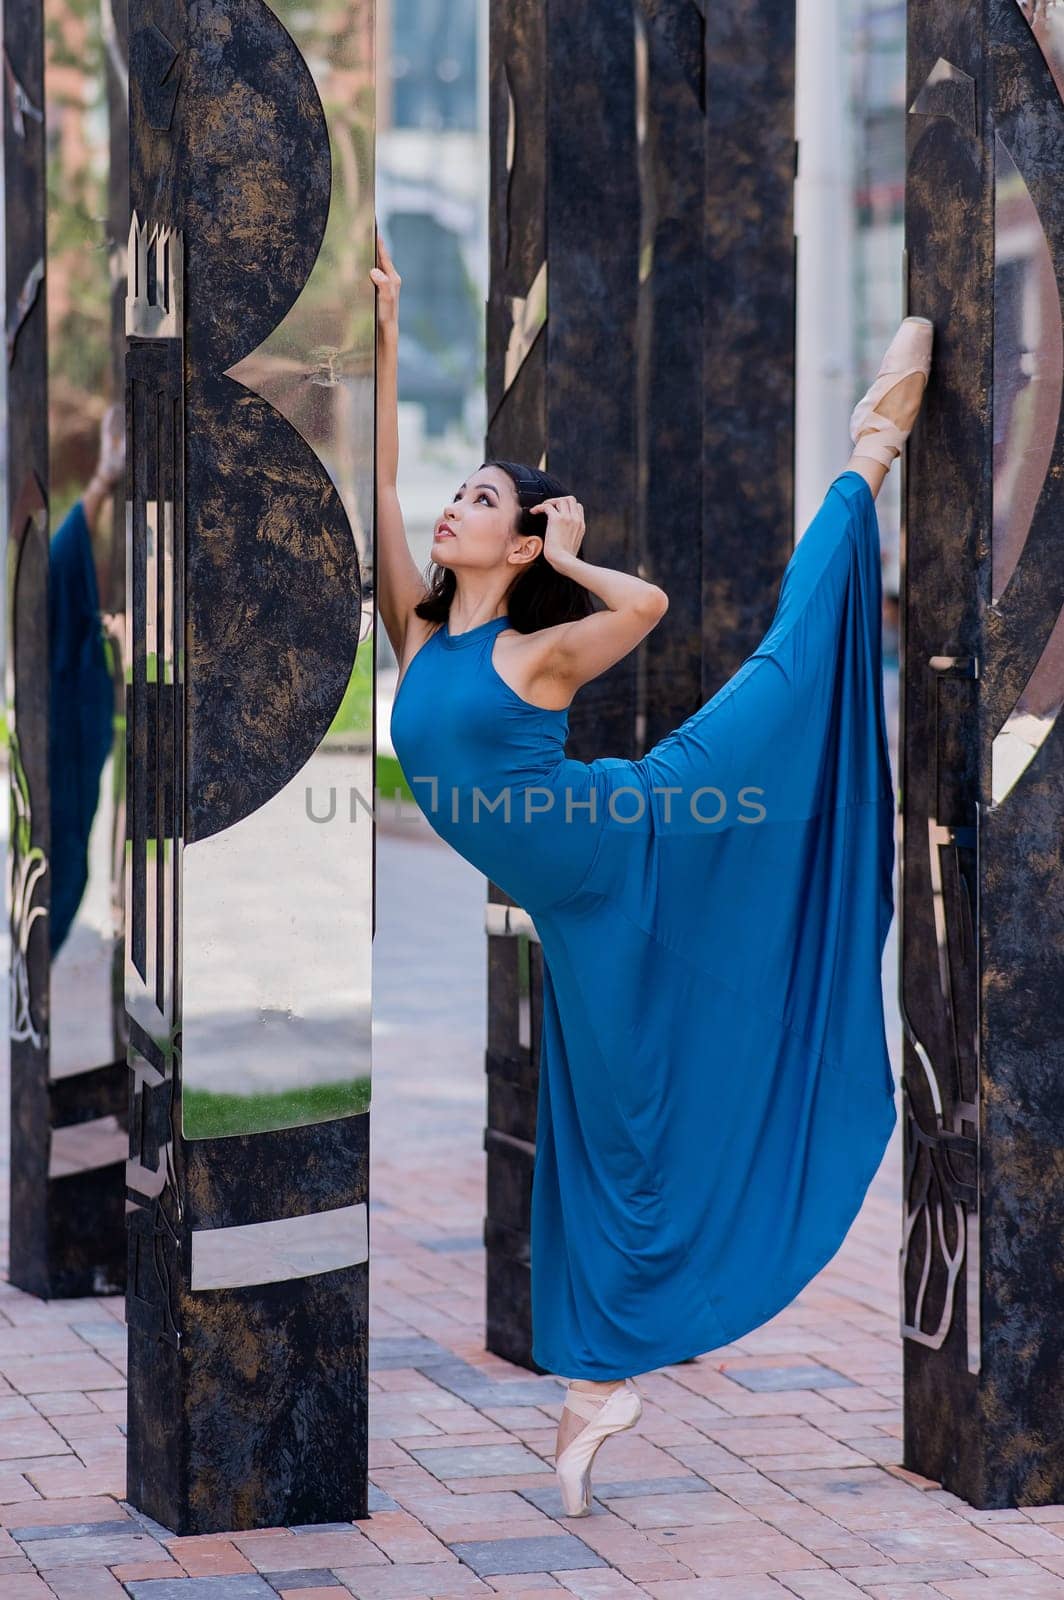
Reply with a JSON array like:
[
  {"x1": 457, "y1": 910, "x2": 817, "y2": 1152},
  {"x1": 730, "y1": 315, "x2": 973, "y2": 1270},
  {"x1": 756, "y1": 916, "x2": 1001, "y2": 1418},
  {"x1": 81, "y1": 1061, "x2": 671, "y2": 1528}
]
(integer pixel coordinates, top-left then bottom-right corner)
[{"x1": 528, "y1": 470, "x2": 897, "y2": 1378}]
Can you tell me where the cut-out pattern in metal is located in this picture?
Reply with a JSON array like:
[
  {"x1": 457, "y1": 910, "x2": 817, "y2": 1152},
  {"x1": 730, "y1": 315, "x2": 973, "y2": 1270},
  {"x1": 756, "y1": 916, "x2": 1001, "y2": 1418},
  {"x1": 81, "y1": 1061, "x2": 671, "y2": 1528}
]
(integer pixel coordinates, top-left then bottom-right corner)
[
  {"x1": 124, "y1": 0, "x2": 372, "y2": 1533},
  {"x1": 502, "y1": 260, "x2": 547, "y2": 395},
  {"x1": 908, "y1": 57, "x2": 977, "y2": 134},
  {"x1": 899, "y1": 652, "x2": 979, "y2": 1368},
  {"x1": 989, "y1": 133, "x2": 1064, "y2": 806},
  {"x1": 1016, "y1": 0, "x2": 1064, "y2": 100},
  {"x1": 7, "y1": 475, "x2": 49, "y2": 1052},
  {"x1": 124, "y1": 215, "x2": 184, "y2": 1354},
  {"x1": 4, "y1": 46, "x2": 44, "y2": 135},
  {"x1": 905, "y1": 0, "x2": 1064, "y2": 1507}
]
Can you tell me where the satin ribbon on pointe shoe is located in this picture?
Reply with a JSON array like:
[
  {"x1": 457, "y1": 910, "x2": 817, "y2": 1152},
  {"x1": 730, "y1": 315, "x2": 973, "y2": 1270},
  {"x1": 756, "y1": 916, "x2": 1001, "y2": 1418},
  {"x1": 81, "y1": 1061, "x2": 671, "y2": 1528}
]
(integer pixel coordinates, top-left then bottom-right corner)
[
  {"x1": 849, "y1": 315, "x2": 934, "y2": 468},
  {"x1": 554, "y1": 1380, "x2": 643, "y2": 1518}
]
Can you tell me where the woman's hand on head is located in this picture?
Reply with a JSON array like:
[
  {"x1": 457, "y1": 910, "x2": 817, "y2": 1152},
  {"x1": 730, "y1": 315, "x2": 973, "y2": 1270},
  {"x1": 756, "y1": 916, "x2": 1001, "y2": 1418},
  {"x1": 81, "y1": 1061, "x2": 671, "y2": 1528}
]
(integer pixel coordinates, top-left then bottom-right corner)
[
  {"x1": 370, "y1": 226, "x2": 401, "y2": 337},
  {"x1": 528, "y1": 496, "x2": 586, "y2": 571}
]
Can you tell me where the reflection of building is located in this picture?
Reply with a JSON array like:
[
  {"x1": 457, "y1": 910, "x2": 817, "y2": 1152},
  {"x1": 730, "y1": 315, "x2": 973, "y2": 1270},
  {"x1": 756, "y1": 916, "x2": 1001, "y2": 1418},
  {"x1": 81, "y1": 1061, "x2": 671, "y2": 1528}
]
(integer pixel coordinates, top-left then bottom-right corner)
[
  {"x1": 375, "y1": 0, "x2": 490, "y2": 677},
  {"x1": 377, "y1": 0, "x2": 486, "y2": 440}
]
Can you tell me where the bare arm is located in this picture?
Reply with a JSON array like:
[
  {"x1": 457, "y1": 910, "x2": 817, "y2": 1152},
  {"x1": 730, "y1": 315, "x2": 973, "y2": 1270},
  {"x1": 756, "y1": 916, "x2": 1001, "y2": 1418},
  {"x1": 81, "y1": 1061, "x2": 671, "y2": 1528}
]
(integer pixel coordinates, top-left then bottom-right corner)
[
  {"x1": 370, "y1": 230, "x2": 429, "y2": 664},
  {"x1": 521, "y1": 495, "x2": 669, "y2": 700}
]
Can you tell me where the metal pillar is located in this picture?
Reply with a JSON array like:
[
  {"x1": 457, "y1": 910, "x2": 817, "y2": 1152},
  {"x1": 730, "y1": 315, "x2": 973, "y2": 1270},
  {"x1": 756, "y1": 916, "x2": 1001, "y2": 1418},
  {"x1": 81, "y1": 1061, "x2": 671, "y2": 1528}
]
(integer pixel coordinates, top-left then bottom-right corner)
[
  {"x1": 124, "y1": 0, "x2": 374, "y2": 1531},
  {"x1": 4, "y1": 0, "x2": 128, "y2": 1300},
  {"x1": 902, "y1": 0, "x2": 1064, "y2": 1507},
  {"x1": 483, "y1": 0, "x2": 797, "y2": 1369}
]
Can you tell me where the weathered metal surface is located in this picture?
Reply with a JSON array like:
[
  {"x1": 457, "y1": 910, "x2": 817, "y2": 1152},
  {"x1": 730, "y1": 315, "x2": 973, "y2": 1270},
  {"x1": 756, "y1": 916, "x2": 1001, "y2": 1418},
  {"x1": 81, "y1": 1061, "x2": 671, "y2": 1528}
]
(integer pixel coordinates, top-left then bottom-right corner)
[
  {"x1": 484, "y1": 0, "x2": 798, "y2": 1370},
  {"x1": 125, "y1": 0, "x2": 371, "y2": 1532},
  {"x1": 903, "y1": 0, "x2": 1064, "y2": 1506},
  {"x1": 4, "y1": 0, "x2": 128, "y2": 1299}
]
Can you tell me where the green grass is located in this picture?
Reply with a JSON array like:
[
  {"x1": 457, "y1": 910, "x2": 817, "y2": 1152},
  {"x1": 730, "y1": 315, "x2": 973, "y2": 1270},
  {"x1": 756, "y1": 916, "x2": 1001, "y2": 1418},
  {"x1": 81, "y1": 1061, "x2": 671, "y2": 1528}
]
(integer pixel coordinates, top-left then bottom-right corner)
[
  {"x1": 327, "y1": 646, "x2": 373, "y2": 737},
  {"x1": 182, "y1": 1076, "x2": 371, "y2": 1139},
  {"x1": 376, "y1": 751, "x2": 413, "y2": 803}
]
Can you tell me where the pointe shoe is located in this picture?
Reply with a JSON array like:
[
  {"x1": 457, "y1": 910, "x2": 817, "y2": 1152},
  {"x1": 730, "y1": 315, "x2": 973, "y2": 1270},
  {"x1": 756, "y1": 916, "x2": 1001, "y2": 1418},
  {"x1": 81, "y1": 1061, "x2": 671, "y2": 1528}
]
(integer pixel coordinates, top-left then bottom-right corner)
[
  {"x1": 554, "y1": 1380, "x2": 643, "y2": 1517},
  {"x1": 849, "y1": 316, "x2": 934, "y2": 467}
]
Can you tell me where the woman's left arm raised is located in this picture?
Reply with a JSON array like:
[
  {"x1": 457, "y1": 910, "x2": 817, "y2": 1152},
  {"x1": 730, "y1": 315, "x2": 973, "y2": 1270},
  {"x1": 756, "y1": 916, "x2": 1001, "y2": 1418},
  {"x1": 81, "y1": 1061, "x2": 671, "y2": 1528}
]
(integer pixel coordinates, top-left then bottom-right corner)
[{"x1": 522, "y1": 495, "x2": 669, "y2": 700}]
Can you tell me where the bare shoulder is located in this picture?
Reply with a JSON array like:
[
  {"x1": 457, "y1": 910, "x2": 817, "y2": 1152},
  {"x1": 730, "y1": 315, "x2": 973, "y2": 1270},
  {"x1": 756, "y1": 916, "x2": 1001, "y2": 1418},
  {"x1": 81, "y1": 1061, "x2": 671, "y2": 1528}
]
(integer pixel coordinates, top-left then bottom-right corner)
[
  {"x1": 493, "y1": 620, "x2": 584, "y2": 712},
  {"x1": 497, "y1": 603, "x2": 667, "y2": 708}
]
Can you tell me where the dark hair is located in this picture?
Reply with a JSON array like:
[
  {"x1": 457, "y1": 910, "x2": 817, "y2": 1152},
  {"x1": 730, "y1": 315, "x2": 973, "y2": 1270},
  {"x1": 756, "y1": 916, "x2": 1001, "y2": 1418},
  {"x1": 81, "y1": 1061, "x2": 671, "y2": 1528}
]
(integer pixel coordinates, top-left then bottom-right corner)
[{"x1": 412, "y1": 459, "x2": 596, "y2": 632}]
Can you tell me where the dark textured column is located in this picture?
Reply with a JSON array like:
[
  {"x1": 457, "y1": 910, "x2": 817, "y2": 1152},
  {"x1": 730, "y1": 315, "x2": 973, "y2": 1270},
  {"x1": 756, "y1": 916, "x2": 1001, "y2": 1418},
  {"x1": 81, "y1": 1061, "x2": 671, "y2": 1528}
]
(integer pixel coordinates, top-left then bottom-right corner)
[
  {"x1": 4, "y1": 0, "x2": 128, "y2": 1299},
  {"x1": 484, "y1": 0, "x2": 797, "y2": 1370},
  {"x1": 902, "y1": 0, "x2": 1064, "y2": 1507},
  {"x1": 124, "y1": 0, "x2": 372, "y2": 1532}
]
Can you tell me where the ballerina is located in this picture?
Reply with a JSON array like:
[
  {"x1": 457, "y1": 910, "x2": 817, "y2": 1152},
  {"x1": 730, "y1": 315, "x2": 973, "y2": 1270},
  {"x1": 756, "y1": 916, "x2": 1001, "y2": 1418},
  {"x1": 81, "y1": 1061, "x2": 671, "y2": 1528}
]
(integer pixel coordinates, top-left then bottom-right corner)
[{"x1": 372, "y1": 230, "x2": 931, "y2": 1518}]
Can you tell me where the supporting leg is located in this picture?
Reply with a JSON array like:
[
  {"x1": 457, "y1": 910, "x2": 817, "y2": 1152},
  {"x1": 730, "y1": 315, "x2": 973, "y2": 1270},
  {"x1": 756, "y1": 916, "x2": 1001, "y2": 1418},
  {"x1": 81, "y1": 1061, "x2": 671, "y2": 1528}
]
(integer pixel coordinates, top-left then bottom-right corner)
[{"x1": 555, "y1": 1375, "x2": 627, "y2": 1458}]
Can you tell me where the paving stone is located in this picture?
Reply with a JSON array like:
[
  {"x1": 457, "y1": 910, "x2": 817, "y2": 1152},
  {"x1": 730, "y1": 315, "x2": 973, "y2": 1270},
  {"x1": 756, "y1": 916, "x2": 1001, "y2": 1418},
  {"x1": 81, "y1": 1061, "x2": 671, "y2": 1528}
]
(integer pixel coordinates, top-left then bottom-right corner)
[
  {"x1": 718, "y1": 1366, "x2": 857, "y2": 1393},
  {"x1": 559, "y1": 1572, "x2": 651, "y2": 1599},
  {"x1": 121, "y1": 1503, "x2": 179, "y2": 1541},
  {"x1": 7, "y1": 1517, "x2": 135, "y2": 1541},
  {"x1": 597, "y1": 1477, "x2": 727, "y2": 1500},
  {"x1": 125, "y1": 1579, "x2": 277, "y2": 1599},
  {"x1": 418, "y1": 1237, "x2": 484, "y2": 1254},
  {"x1": 261, "y1": 1572, "x2": 344, "y2": 1589},
  {"x1": 415, "y1": 1360, "x2": 565, "y2": 1411},
  {"x1": 366, "y1": 1486, "x2": 402, "y2": 1513},
  {"x1": 369, "y1": 1337, "x2": 454, "y2": 1370},
  {"x1": 236, "y1": 1531, "x2": 388, "y2": 1571},
  {"x1": 19, "y1": 1529, "x2": 162, "y2": 1569},
  {"x1": 277, "y1": 1589, "x2": 351, "y2": 1600},
  {"x1": 333, "y1": 1565, "x2": 491, "y2": 1597},
  {"x1": 411, "y1": 1445, "x2": 552, "y2": 1481},
  {"x1": 288, "y1": 1524, "x2": 358, "y2": 1535},
  {"x1": 776, "y1": 1573, "x2": 873, "y2": 1598},
  {"x1": 448, "y1": 1535, "x2": 608, "y2": 1576}
]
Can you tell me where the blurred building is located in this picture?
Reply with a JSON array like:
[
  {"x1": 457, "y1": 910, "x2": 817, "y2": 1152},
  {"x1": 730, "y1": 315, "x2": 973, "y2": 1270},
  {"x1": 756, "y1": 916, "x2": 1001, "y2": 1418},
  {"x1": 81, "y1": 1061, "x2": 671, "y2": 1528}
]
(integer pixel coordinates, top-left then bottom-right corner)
[
  {"x1": 375, "y1": 0, "x2": 490, "y2": 670},
  {"x1": 850, "y1": 0, "x2": 907, "y2": 655}
]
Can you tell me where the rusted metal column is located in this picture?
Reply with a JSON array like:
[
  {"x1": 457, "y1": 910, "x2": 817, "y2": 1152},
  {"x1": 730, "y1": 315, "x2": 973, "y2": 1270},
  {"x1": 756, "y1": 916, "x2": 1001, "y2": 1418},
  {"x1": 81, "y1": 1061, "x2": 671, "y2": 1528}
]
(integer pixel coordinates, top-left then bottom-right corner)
[
  {"x1": 484, "y1": 0, "x2": 797, "y2": 1369},
  {"x1": 124, "y1": 0, "x2": 374, "y2": 1531},
  {"x1": 902, "y1": 0, "x2": 1064, "y2": 1507},
  {"x1": 4, "y1": 0, "x2": 129, "y2": 1299}
]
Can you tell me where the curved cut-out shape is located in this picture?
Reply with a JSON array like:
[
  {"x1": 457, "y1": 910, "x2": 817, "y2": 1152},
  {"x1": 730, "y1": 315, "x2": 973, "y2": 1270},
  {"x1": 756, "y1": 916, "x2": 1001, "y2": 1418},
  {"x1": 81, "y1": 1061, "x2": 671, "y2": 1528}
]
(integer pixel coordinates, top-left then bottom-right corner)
[
  {"x1": 899, "y1": 1085, "x2": 968, "y2": 1352},
  {"x1": 908, "y1": 56, "x2": 977, "y2": 135},
  {"x1": 180, "y1": 0, "x2": 367, "y2": 841},
  {"x1": 1016, "y1": 0, "x2": 1064, "y2": 103},
  {"x1": 988, "y1": 129, "x2": 1064, "y2": 804},
  {"x1": 637, "y1": 0, "x2": 706, "y2": 108},
  {"x1": 129, "y1": 23, "x2": 180, "y2": 131},
  {"x1": 992, "y1": 136, "x2": 1062, "y2": 604},
  {"x1": 180, "y1": 0, "x2": 332, "y2": 371},
  {"x1": 990, "y1": 603, "x2": 1064, "y2": 804},
  {"x1": 503, "y1": 259, "x2": 547, "y2": 395},
  {"x1": 6, "y1": 473, "x2": 50, "y2": 1050}
]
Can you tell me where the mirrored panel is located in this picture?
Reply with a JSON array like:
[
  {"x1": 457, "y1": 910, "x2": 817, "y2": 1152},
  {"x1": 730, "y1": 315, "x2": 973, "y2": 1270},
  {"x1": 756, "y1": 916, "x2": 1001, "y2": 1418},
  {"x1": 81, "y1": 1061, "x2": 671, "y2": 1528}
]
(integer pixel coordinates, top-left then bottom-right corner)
[
  {"x1": 990, "y1": 132, "x2": 1064, "y2": 805},
  {"x1": 180, "y1": 2, "x2": 375, "y2": 1138},
  {"x1": 44, "y1": 3, "x2": 128, "y2": 1085},
  {"x1": 991, "y1": 135, "x2": 1061, "y2": 605}
]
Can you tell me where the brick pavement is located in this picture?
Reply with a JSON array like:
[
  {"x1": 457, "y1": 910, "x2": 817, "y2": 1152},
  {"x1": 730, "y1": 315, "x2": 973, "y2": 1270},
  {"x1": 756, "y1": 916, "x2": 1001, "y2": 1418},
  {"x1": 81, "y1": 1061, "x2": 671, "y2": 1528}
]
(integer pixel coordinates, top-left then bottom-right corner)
[{"x1": 3, "y1": 674, "x2": 1064, "y2": 1598}]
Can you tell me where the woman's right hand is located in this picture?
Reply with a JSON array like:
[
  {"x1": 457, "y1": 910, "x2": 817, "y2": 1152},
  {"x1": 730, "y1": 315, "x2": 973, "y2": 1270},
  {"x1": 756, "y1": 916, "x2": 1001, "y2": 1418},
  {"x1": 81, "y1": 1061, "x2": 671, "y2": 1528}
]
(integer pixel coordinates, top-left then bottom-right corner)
[{"x1": 370, "y1": 227, "x2": 401, "y2": 339}]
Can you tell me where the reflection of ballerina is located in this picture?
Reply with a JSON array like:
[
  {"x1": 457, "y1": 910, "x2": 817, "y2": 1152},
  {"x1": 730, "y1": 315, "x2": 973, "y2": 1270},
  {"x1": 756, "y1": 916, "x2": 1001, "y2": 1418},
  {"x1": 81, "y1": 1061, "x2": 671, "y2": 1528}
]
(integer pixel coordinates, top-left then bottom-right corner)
[
  {"x1": 48, "y1": 403, "x2": 124, "y2": 956},
  {"x1": 373, "y1": 232, "x2": 932, "y2": 1516}
]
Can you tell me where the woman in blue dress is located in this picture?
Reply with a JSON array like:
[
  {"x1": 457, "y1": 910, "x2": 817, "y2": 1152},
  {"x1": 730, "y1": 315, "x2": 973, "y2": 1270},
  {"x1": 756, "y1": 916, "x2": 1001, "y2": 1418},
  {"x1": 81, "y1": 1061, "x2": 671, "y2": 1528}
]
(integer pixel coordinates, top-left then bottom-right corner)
[{"x1": 372, "y1": 232, "x2": 932, "y2": 1517}]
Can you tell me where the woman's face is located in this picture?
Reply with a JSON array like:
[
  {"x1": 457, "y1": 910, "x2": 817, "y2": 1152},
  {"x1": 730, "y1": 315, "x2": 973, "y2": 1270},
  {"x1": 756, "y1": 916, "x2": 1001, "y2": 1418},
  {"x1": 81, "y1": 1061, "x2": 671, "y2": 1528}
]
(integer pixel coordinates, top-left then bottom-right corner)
[{"x1": 431, "y1": 465, "x2": 540, "y2": 572}]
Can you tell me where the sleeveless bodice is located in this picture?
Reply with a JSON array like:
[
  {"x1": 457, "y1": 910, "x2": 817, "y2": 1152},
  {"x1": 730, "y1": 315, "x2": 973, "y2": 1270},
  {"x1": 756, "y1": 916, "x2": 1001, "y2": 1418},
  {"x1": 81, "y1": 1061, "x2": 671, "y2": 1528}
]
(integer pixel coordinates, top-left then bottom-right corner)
[{"x1": 389, "y1": 614, "x2": 602, "y2": 911}]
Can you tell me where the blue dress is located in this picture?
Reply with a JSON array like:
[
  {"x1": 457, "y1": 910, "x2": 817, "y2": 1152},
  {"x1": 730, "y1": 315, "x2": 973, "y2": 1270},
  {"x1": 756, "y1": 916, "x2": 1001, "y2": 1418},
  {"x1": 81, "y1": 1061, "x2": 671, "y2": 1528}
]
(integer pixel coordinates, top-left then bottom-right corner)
[
  {"x1": 48, "y1": 499, "x2": 114, "y2": 957},
  {"x1": 389, "y1": 469, "x2": 896, "y2": 1379}
]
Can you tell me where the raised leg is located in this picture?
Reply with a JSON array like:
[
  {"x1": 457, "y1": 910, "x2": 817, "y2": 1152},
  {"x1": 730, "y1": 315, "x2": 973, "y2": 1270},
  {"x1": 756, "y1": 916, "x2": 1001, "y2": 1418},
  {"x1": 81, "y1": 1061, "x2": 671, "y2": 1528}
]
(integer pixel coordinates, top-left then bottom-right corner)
[{"x1": 846, "y1": 369, "x2": 929, "y2": 499}]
